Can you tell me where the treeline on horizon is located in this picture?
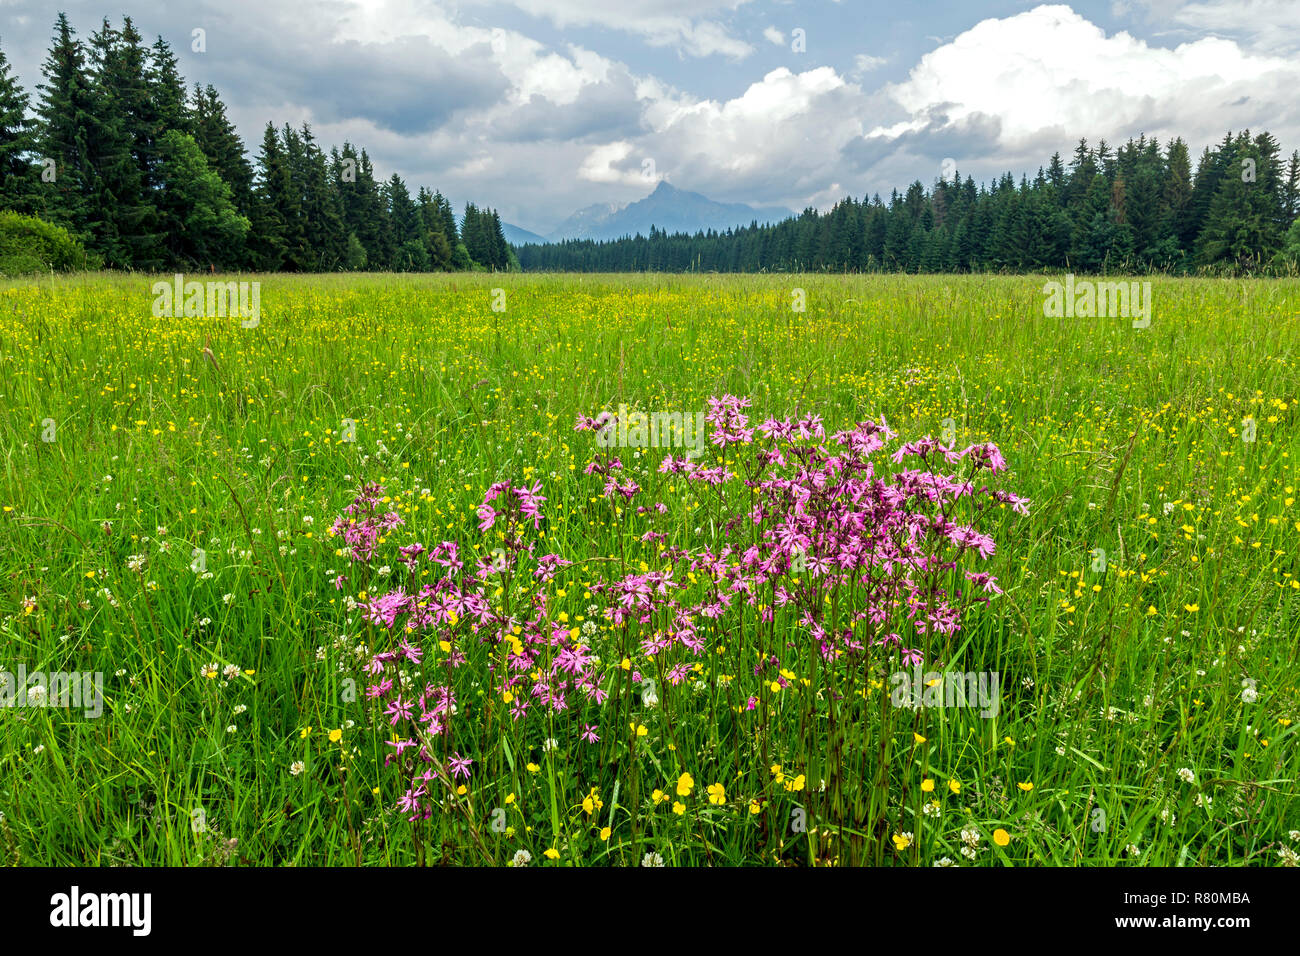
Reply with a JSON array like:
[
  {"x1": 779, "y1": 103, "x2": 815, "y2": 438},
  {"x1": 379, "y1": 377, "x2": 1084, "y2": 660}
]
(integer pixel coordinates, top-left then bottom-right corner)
[
  {"x1": 518, "y1": 135, "x2": 1300, "y2": 275},
  {"x1": 0, "y1": 13, "x2": 515, "y2": 273}
]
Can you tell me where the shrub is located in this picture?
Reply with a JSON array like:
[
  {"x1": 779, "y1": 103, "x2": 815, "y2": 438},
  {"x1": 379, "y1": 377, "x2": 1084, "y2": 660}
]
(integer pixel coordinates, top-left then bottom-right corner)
[{"x1": 0, "y1": 210, "x2": 92, "y2": 276}]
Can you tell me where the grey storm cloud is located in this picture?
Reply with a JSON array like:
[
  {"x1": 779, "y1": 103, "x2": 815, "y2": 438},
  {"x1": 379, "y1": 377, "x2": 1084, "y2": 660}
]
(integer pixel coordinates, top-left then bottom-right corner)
[
  {"x1": 843, "y1": 110, "x2": 1004, "y2": 177},
  {"x1": 486, "y1": 77, "x2": 645, "y2": 144}
]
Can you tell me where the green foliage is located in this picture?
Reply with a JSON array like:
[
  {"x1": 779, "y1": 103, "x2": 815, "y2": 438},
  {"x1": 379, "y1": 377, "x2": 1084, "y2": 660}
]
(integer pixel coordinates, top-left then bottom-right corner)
[
  {"x1": 154, "y1": 129, "x2": 249, "y2": 268},
  {"x1": 0, "y1": 209, "x2": 91, "y2": 274}
]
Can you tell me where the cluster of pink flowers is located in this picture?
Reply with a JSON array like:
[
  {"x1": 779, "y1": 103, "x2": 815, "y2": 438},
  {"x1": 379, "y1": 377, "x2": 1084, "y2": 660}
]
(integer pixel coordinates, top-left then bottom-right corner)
[{"x1": 329, "y1": 396, "x2": 1026, "y2": 822}]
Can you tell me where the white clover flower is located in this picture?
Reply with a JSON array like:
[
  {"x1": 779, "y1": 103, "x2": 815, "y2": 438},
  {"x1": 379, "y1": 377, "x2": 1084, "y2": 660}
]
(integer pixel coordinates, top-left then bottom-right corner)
[
  {"x1": 290, "y1": 761, "x2": 305, "y2": 776},
  {"x1": 933, "y1": 857, "x2": 955, "y2": 867},
  {"x1": 510, "y1": 849, "x2": 532, "y2": 867},
  {"x1": 641, "y1": 852, "x2": 664, "y2": 867},
  {"x1": 1177, "y1": 768, "x2": 1195, "y2": 784}
]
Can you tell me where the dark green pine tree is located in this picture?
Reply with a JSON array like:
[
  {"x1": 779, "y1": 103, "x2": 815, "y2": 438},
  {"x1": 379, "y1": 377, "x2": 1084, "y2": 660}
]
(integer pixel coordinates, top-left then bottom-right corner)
[
  {"x1": 1281, "y1": 150, "x2": 1300, "y2": 227},
  {"x1": 460, "y1": 202, "x2": 484, "y2": 266},
  {"x1": 189, "y1": 86, "x2": 252, "y2": 217},
  {"x1": 335, "y1": 145, "x2": 391, "y2": 269},
  {"x1": 1250, "y1": 130, "x2": 1288, "y2": 248},
  {"x1": 1065, "y1": 139, "x2": 1098, "y2": 215},
  {"x1": 487, "y1": 208, "x2": 510, "y2": 270},
  {"x1": 1185, "y1": 132, "x2": 1236, "y2": 249},
  {"x1": 248, "y1": 122, "x2": 292, "y2": 270},
  {"x1": 84, "y1": 18, "x2": 157, "y2": 266},
  {"x1": 1070, "y1": 174, "x2": 1120, "y2": 270},
  {"x1": 987, "y1": 187, "x2": 1024, "y2": 269},
  {"x1": 291, "y1": 124, "x2": 346, "y2": 269},
  {"x1": 436, "y1": 191, "x2": 471, "y2": 268},
  {"x1": 147, "y1": 36, "x2": 190, "y2": 137},
  {"x1": 387, "y1": 174, "x2": 427, "y2": 270},
  {"x1": 415, "y1": 186, "x2": 452, "y2": 269},
  {"x1": 0, "y1": 35, "x2": 39, "y2": 214},
  {"x1": 34, "y1": 14, "x2": 94, "y2": 241},
  {"x1": 275, "y1": 124, "x2": 315, "y2": 269},
  {"x1": 1045, "y1": 152, "x2": 1067, "y2": 192},
  {"x1": 1197, "y1": 132, "x2": 1283, "y2": 268},
  {"x1": 1159, "y1": 137, "x2": 1194, "y2": 265}
]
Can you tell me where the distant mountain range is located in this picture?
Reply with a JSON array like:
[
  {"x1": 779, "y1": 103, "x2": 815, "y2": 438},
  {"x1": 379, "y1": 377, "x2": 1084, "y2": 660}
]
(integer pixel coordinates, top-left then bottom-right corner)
[
  {"x1": 500, "y1": 222, "x2": 549, "y2": 245},
  {"x1": 503, "y1": 182, "x2": 793, "y2": 245}
]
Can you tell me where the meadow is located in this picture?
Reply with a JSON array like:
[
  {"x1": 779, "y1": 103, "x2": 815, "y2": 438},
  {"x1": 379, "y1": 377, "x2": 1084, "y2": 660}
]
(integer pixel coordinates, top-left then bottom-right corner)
[{"x1": 1, "y1": 271, "x2": 1297, "y2": 867}]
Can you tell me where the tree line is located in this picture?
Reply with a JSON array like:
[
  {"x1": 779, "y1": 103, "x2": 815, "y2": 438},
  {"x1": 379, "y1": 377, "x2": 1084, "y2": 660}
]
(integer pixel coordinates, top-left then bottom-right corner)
[
  {"x1": 517, "y1": 135, "x2": 1300, "y2": 274},
  {"x1": 0, "y1": 13, "x2": 516, "y2": 272}
]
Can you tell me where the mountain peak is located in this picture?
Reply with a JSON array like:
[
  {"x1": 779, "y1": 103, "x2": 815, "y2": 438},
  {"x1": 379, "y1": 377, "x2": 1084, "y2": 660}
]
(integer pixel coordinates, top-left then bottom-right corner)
[{"x1": 542, "y1": 183, "x2": 792, "y2": 243}]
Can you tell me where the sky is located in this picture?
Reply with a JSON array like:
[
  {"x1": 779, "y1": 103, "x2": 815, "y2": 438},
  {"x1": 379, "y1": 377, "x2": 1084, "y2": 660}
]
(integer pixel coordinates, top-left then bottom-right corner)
[{"x1": 2, "y1": 0, "x2": 1299, "y2": 233}]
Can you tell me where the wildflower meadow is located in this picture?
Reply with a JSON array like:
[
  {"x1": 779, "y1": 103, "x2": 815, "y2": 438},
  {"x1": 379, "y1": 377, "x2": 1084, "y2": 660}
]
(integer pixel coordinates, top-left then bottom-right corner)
[{"x1": 1, "y1": 271, "x2": 1297, "y2": 867}]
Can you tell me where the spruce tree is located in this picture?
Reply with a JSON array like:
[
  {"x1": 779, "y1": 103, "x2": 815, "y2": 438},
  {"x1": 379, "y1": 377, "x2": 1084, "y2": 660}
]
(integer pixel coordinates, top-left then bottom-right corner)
[
  {"x1": 0, "y1": 36, "x2": 38, "y2": 214},
  {"x1": 34, "y1": 14, "x2": 94, "y2": 240}
]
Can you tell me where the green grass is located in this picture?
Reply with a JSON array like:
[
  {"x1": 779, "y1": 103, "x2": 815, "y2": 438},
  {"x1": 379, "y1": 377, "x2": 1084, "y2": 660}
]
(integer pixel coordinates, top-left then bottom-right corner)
[{"x1": 1, "y1": 271, "x2": 1297, "y2": 866}]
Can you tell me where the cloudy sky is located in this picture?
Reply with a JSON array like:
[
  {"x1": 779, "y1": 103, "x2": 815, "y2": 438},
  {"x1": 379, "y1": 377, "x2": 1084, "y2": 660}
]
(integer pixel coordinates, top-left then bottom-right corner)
[{"x1": 2, "y1": 0, "x2": 1299, "y2": 232}]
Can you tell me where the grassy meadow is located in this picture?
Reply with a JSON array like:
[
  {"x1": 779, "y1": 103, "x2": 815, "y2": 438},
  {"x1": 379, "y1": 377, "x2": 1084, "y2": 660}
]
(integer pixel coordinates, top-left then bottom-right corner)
[{"x1": 1, "y1": 271, "x2": 1298, "y2": 866}]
